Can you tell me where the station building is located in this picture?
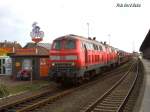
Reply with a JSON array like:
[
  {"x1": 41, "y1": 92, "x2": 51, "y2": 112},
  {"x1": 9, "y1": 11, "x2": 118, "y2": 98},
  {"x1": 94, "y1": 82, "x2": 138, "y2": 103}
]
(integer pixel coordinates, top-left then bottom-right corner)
[
  {"x1": 140, "y1": 30, "x2": 150, "y2": 58},
  {"x1": 10, "y1": 42, "x2": 51, "y2": 80},
  {"x1": 0, "y1": 41, "x2": 22, "y2": 75}
]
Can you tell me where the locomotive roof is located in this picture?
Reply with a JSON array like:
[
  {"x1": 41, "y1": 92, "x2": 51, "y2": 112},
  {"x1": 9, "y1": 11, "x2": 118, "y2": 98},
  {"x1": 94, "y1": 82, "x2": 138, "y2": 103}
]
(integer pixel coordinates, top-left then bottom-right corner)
[
  {"x1": 54, "y1": 34, "x2": 106, "y2": 46},
  {"x1": 54, "y1": 34, "x2": 125, "y2": 52}
]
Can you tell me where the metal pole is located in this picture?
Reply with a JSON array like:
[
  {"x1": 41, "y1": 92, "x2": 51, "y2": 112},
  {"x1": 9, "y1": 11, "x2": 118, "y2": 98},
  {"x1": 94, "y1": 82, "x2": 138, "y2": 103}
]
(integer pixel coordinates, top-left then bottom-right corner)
[
  {"x1": 30, "y1": 69, "x2": 32, "y2": 84},
  {"x1": 87, "y1": 22, "x2": 89, "y2": 37},
  {"x1": 132, "y1": 41, "x2": 135, "y2": 52},
  {"x1": 108, "y1": 34, "x2": 111, "y2": 45},
  {"x1": 30, "y1": 66, "x2": 32, "y2": 85}
]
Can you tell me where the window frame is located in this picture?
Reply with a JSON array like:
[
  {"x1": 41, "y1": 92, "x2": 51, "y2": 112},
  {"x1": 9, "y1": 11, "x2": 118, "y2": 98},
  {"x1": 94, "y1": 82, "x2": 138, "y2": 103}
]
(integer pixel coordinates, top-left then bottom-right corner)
[
  {"x1": 64, "y1": 39, "x2": 76, "y2": 49},
  {"x1": 52, "y1": 40, "x2": 62, "y2": 50}
]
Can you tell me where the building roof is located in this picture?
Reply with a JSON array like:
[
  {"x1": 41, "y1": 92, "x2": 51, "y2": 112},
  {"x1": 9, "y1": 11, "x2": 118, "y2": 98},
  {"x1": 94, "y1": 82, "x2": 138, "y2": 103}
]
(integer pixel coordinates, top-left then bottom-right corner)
[
  {"x1": 140, "y1": 30, "x2": 150, "y2": 51},
  {"x1": 11, "y1": 42, "x2": 51, "y2": 57},
  {"x1": 37, "y1": 43, "x2": 51, "y2": 50},
  {"x1": 0, "y1": 41, "x2": 22, "y2": 48},
  {"x1": 24, "y1": 42, "x2": 51, "y2": 50},
  {"x1": 36, "y1": 46, "x2": 49, "y2": 55}
]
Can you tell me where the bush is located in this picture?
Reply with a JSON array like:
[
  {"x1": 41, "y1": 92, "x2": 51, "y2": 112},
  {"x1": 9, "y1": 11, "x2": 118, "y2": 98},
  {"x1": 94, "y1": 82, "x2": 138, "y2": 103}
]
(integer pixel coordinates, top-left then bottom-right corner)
[{"x1": 0, "y1": 84, "x2": 9, "y2": 98}]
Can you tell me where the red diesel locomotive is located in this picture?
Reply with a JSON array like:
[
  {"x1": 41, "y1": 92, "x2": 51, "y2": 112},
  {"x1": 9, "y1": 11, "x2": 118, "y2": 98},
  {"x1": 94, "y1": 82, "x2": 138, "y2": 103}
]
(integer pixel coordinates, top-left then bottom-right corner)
[{"x1": 48, "y1": 34, "x2": 130, "y2": 84}]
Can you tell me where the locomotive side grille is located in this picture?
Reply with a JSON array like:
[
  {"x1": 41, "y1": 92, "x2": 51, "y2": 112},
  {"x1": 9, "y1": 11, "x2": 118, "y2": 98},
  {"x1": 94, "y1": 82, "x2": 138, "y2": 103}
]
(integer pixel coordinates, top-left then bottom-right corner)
[{"x1": 53, "y1": 63, "x2": 75, "y2": 72}]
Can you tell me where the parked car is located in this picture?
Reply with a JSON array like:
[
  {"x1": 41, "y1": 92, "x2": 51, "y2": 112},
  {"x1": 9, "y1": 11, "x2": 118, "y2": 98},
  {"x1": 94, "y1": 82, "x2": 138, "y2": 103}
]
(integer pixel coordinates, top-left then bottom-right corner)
[{"x1": 17, "y1": 69, "x2": 31, "y2": 80}]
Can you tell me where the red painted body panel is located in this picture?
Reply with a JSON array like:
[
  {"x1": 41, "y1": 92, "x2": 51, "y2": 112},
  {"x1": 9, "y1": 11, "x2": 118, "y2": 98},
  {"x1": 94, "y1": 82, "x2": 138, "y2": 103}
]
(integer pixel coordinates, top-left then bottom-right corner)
[{"x1": 49, "y1": 35, "x2": 119, "y2": 69}]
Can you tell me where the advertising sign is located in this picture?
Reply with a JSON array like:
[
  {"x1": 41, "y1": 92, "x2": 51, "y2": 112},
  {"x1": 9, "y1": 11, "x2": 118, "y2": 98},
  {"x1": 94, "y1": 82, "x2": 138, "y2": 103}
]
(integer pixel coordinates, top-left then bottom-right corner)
[
  {"x1": 15, "y1": 48, "x2": 36, "y2": 55},
  {"x1": 0, "y1": 48, "x2": 13, "y2": 56},
  {"x1": 30, "y1": 22, "x2": 44, "y2": 43}
]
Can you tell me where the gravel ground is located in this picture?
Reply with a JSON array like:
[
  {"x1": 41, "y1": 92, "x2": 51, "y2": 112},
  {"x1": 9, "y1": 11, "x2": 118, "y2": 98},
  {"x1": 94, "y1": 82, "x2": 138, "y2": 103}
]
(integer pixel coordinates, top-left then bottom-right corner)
[{"x1": 33, "y1": 70, "x2": 126, "y2": 112}]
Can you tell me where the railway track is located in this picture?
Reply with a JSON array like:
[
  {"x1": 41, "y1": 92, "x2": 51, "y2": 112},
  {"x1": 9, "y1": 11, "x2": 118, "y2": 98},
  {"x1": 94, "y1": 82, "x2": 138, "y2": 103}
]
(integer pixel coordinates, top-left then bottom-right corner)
[
  {"x1": 0, "y1": 61, "x2": 134, "y2": 112},
  {"x1": 80, "y1": 60, "x2": 139, "y2": 112},
  {"x1": 0, "y1": 88, "x2": 58, "y2": 112}
]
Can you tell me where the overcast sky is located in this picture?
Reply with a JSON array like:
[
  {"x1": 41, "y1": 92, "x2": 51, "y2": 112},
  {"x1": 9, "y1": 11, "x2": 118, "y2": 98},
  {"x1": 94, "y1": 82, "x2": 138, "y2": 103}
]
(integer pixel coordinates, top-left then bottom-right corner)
[{"x1": 0, "y1": 0, "x2": 149, "y2": 52}]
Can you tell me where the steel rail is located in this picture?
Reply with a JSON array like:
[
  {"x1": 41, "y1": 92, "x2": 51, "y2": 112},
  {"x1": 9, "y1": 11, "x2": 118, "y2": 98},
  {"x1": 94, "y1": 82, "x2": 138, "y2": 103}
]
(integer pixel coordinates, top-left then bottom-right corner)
[
  {"x1": 81, "y1": 61, "x2": 138, "y2": 112},
  {"x1": 16, "y1": 88, "x2": 75, "y2": 112},
  {"x1": 117, "y1": 60, "x2": 139, "y2": 112},
  {"x1": 0, "y1": 86, "x2": 59, "y2": 112}
]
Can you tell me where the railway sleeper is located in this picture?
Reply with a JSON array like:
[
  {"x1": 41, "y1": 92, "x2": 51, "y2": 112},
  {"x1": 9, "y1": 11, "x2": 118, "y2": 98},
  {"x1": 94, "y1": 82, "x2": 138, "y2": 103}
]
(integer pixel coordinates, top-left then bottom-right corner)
[
  {"x1": 36, "y1": 97, "x2": 48, "y2": 100},
  {"x1": 18, "y1": 101, "x2": 35, "y2": 106},
  {"x1": 83, "y1": 103, "x2": 95, "y2": 109},
  {"x1": 102, "y1": 101, "x2": 122, "y2": 105},
  {"x1": 104, "y1": 98, "x2": 124, "y2": 102},
  {"x1": 95, "y1": 105, "x2": 119, "y2": 110},
  {"x1": 102, "y1": 100, "x2": 122, "y2": 104},
  {"x1": 107, "y1": 96, "x2": 125, "y2": 99},
  {"x1": 16, "y1": 103, "x2": 35, "y2": 108},
  {"x1": 93, "y1": 108, "x2": 117, "y2": 112},
  {"x1": 100, "y1": 102, "x2": 120, "y2": 107},
  {"x1": 5, "y1": 109, "x2": 17, "y2": 112},
  {"x1": 105, "y1": 97, "x2": 125, "y2": 100},
  {"x1": 108, "y1": 93, "x2": 127, "y2": 97},
  {"x1": 112, "y1": 89, "x2": 129, "y2": 95},
  {"x1": 110, "y1": 93, "x2": 127, "y2": 97},
  {"x1": 92, "y1": 110, "x2": 115, "y2": 112},
  {"x1": 16, "y1": 104, "x2": 28, "y2": 107},
  {"x1": 103, "y1": 98, "x2": 123, "y2": 102},
  {"x1": 113, "y1": 89, "x2": 129, "y2": 93}
]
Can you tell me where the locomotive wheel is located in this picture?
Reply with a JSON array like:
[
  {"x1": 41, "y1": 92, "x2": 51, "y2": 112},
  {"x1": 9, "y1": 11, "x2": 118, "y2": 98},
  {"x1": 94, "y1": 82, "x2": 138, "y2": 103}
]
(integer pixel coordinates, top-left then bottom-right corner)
[
  {"x1": 84, "y1": 72, "x2": 90, "y2": 81},
  {"x1": 78, "y1": 77, "x2": 84, "y2": 85}
]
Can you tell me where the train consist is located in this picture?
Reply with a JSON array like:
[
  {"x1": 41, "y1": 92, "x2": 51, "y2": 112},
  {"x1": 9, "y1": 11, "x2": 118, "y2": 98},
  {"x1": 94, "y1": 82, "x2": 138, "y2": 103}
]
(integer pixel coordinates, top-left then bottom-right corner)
[{"x1": 48, "y1": 34, "x2": 131, "y2": 84}]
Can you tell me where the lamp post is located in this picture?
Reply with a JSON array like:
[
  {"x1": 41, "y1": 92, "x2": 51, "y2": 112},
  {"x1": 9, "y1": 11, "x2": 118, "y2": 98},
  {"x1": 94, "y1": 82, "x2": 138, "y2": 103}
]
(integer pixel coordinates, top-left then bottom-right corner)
[
  {"x1": 30, "y1": 22, "x2": 44, "y2": 84},
  {"x1": 87, "y1": 22, "x2": 90, "y2": 37},
  {"x1": 30, "y1": 66, "x2": 32, "y2": 85},
  {"x1": 132, "y1": 40, "x2": 135, "y2": 52},
  {"x1": 108, "y1": 34, "x2": 111, "y2": 45}
]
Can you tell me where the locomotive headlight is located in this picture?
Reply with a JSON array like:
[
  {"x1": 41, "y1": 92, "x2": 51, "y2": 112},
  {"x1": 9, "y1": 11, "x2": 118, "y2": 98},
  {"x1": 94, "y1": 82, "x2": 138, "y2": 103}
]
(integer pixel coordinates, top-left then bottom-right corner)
[
  {"x1": 65, "y1": 55, "x2": 77, "y2": 60},
  {"x1": 51, "y1": 63, "x2": 55, "y2": 66},
  {"x1": 71, "y1": 62, "x2": 75, "y2": 66},
  {"x1": 50, "y1": 56, "x2": 60, "y2": 60}
]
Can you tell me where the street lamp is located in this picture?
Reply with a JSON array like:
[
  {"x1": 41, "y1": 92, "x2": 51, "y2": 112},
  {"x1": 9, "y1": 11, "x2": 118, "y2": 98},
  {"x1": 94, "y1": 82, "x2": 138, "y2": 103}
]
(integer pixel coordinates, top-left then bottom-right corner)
[
  {"x1": 132, "y1": 40, "x2": 135, "y2": 52},
  {"x1": 87, "y1": 22, "x2": 90, "y2": 37},
  {"x1": 108, "y1": 34, "x2": 111, "y2": 45}
]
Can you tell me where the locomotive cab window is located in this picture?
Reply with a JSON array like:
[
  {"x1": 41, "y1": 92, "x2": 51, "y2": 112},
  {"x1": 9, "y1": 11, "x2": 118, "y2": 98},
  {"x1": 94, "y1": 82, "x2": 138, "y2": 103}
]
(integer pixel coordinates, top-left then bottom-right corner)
[
  {"x1": 53, "y1": 40, "x2": 62, "y2": 50},
  {"x1": 65, "y1": 40, "x2": 76, "y2": 49}
]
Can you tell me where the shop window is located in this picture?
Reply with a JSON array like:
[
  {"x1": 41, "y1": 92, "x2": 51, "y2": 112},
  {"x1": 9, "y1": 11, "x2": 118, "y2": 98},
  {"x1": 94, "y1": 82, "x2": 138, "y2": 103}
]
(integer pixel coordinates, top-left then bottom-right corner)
[{"x1": 22, "y1": 59, "x2": 32, "y2": 70}]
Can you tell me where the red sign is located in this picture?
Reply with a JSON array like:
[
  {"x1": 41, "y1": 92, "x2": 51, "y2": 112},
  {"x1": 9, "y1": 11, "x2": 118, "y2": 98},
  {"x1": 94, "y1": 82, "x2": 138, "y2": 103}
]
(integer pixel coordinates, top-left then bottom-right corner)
[
  {"x1": 32, "y1": 38, "x2": 43, "y2": 43},
  {"x1": 15, "y1": 48, "x2": 36, "y2": 55}
]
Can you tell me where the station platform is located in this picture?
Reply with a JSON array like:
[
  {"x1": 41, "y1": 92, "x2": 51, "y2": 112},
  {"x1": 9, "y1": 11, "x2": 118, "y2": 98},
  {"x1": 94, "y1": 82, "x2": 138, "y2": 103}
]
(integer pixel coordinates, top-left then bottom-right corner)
[{"x1": 135, "y1": 59, "x2": 150, "y2": 112}]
